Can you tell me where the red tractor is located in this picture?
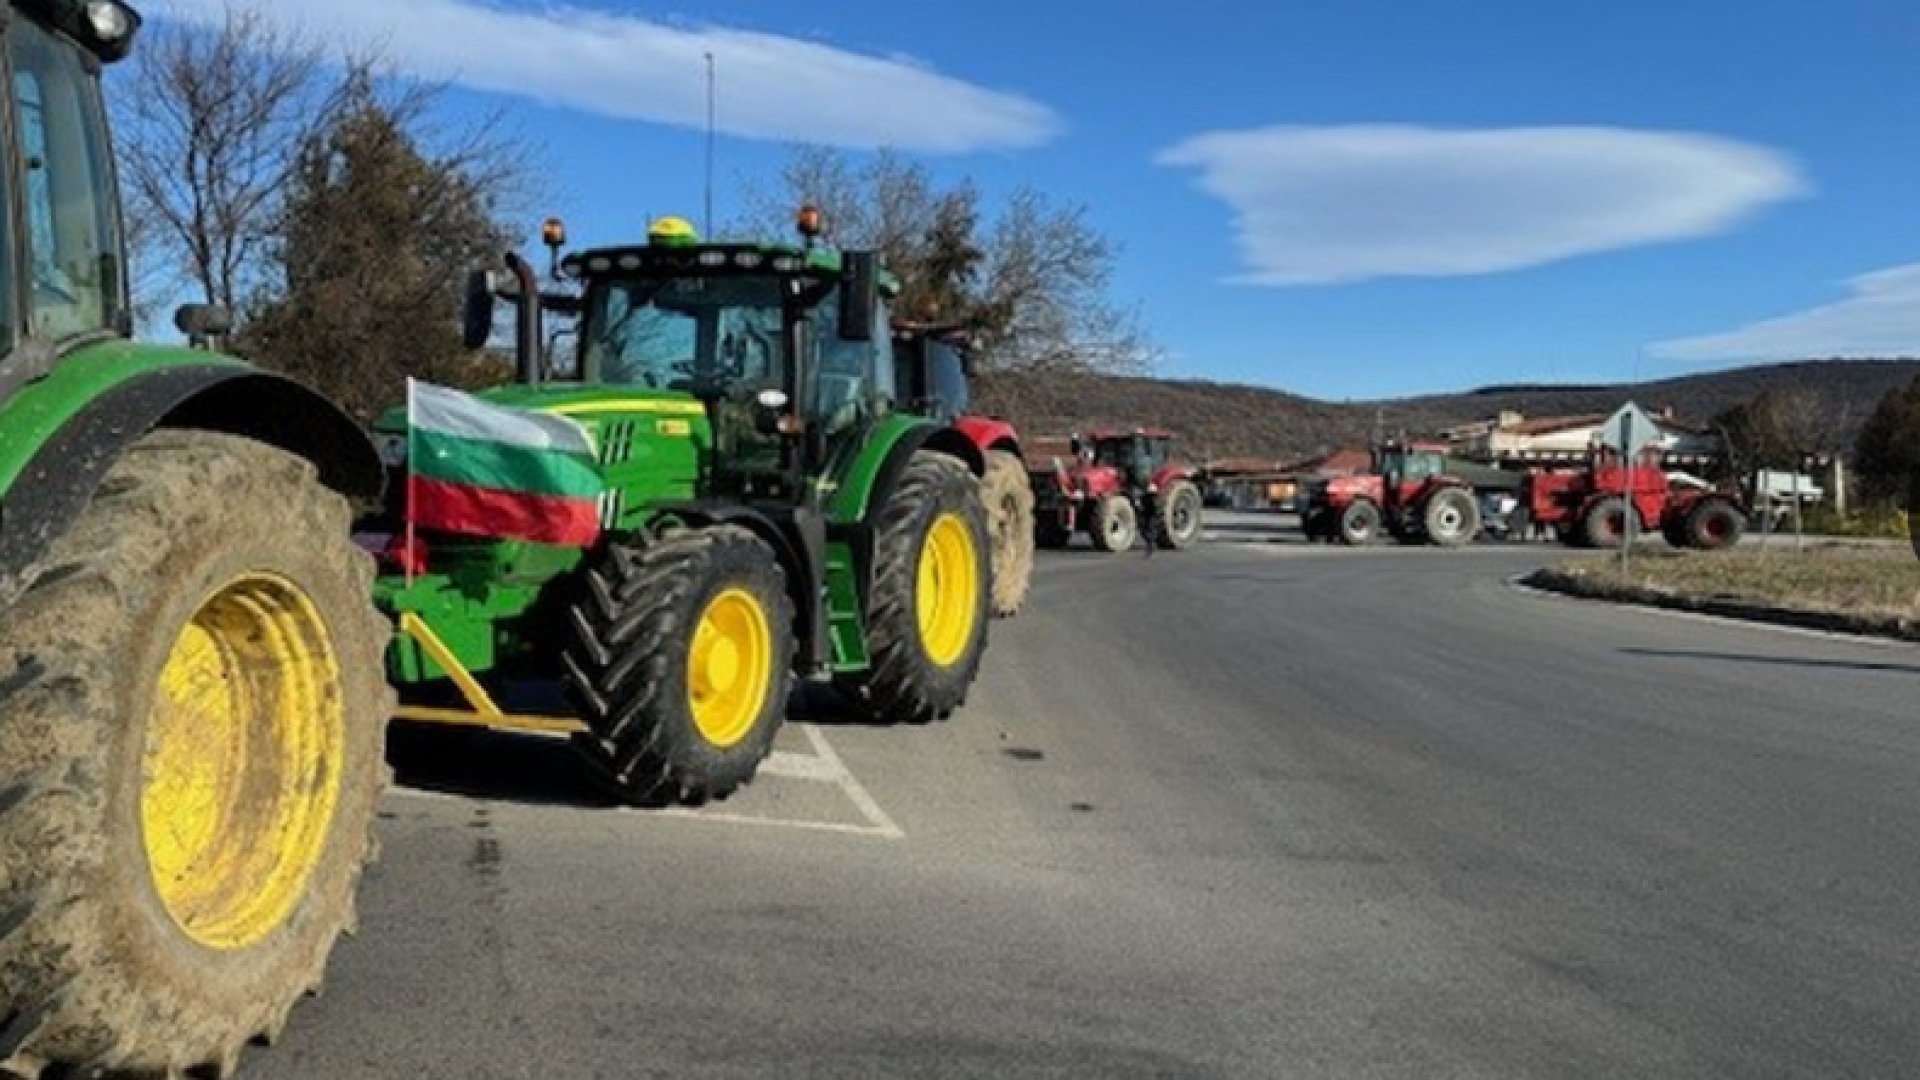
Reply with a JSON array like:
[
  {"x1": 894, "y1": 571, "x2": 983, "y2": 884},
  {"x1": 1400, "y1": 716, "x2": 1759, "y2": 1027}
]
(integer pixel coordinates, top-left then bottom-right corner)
[
  {"x1": 1031, "y1": 428, "x2": 1205, "y2": 553},
  {"x1": 892, "y1": 326, "x2": 1034, "y2": 615},
  {"x1": 1519, "y1": 447, "x2": 1746, "y2": 550},
  {"x1": 1302, "y1": 442, "x2": 1516, "y2": 547}
]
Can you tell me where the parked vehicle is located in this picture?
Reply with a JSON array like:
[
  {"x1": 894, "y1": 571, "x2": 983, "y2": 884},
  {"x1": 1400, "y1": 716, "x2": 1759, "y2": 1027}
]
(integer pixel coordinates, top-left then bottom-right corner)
[
  {"x1": 1519, "y1": 447, "x2": 1747, "y2": 550},
  {"x1": 1031, "y1": 428, "x2": 1204, "y2": 552},
  {"x1": 1301, "y1": 443, "x2": 1521, "y2": 546}
]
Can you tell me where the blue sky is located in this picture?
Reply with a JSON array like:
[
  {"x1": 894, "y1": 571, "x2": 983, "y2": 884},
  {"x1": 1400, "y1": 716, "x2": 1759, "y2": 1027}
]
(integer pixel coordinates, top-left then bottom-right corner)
[{"x1": 148, "y1": 0, "x2": 1920, "y2": 400}]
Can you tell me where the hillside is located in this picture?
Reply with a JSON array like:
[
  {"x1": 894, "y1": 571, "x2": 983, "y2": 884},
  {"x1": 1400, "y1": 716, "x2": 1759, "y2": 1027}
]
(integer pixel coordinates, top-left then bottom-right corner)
[{"x1": 974, "y1": 359, "x2": 1920, "y2": 464}]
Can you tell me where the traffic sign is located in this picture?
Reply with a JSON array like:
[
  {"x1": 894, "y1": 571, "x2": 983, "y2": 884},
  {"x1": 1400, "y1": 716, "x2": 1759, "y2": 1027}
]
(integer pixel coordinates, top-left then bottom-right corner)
[{"x1": 1601, "y1": 403, "x2": 1659, "y2": 459}]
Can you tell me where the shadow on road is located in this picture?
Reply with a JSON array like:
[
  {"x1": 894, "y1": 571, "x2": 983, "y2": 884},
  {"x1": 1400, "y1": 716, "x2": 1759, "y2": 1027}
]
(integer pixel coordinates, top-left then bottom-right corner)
[
  {"x1": 1621, "y1": 647, "x2": 1920, "y2": 676},
  {"x1": 386, "y1": 723, "x2": 618, "y2": 808}
]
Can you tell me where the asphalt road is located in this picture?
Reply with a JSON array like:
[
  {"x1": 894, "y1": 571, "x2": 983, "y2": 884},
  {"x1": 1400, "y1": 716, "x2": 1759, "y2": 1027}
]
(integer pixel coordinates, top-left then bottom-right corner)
[{"x1": 256, "y1": 513, "x2": 1920, "y2": 1080}]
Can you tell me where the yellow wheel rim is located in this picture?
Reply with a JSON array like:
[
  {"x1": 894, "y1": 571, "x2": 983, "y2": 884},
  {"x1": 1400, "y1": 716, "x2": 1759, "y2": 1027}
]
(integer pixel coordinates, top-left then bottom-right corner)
[
  {"x1": 142, "y1": 574, "x2": 346, "y2": 951},
  {"x1": 688, "y1": 588, "x2": 775, "y2": 748},
  {"x1": 916, "y1": 513, "x2": 980, "y2": 668}
]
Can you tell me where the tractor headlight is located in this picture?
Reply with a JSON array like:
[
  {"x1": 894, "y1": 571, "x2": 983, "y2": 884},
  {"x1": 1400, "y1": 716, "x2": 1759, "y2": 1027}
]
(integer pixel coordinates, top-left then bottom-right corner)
[
  {"x1": 85, "y1": 1, "x2": 136, "y2": 44},
  {"x1": 375, "y1": 433, "x2": 408, "y2": 468}
]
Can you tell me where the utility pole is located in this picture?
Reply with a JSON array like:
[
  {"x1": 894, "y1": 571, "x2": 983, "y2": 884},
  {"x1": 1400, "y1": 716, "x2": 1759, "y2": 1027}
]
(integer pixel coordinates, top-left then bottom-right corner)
[{"x1": 703, "y1": 52, "x2": 716, "y2": 237}]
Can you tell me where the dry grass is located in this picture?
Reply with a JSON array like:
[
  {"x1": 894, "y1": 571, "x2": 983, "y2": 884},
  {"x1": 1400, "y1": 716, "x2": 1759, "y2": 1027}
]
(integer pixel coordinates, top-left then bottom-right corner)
[{"x1": 1552, "y1": 546, "x2": 1920, "y2": 621}]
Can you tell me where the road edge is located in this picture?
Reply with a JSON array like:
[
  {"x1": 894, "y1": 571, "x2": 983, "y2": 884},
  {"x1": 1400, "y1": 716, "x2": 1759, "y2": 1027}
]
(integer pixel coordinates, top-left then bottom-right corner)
[{"x1": 1519, "y1": 567, "x2": 1920, "y2": 645}]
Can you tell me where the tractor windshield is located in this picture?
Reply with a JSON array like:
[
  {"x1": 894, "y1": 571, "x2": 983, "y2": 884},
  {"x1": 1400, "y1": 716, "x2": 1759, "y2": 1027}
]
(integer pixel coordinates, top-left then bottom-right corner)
[
  {"x1": 9, "y1": 18, "x2": 124, "y2": 343},
  {"x1": 582, "y1": 276, "x2": 785, "y2": 396}
]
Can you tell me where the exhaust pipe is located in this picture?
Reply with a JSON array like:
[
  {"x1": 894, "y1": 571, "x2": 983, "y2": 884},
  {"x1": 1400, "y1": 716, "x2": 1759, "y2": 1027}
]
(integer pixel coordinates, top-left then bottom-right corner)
[{"x1": 506, "y1": 252, "x2": 542, "y2": 388}]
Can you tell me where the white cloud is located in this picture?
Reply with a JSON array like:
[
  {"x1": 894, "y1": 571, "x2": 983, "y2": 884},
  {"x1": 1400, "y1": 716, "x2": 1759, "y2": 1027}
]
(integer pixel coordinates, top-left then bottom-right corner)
[
  {"x1": 1157, "y1": 124, "x2": 1806, "y2": 286},
  {"x1": 1652, "y1": 263, "x2": 1920, "y2": 361},
  {"x1": 146, "y1": 0, "x2": 1060, "y2": 153}
]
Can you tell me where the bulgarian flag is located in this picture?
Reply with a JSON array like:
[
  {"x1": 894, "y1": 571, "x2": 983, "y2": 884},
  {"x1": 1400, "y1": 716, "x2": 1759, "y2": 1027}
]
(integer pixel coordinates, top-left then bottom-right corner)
[{"x1": 405, "y1": 379, "x2": 604, "y2": 547}]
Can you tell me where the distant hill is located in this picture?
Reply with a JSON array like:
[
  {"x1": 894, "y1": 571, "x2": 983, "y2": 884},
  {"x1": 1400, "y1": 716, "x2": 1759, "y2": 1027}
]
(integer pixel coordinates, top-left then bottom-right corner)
[{"x1": 974, "y1": 359, "x2": 1920, "y2": 463}]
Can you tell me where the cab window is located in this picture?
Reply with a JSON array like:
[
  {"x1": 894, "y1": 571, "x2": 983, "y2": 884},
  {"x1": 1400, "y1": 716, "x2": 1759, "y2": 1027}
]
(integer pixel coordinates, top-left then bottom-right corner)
[{"x1": 11, "y1": 19, "x2": 123, "y2": 342}]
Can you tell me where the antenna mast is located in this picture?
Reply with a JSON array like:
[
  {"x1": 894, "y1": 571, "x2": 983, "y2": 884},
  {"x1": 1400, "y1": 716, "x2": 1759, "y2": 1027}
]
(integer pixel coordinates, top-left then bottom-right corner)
[{"x1": 704, "y1": 52, "x2": 716, "y2": 236}]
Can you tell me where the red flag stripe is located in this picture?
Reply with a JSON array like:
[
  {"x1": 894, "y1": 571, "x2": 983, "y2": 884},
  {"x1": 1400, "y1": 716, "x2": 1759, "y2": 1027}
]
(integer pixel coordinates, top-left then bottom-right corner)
[{"x1": 408, "y1": 475, "x2": 601, "y2": 547}]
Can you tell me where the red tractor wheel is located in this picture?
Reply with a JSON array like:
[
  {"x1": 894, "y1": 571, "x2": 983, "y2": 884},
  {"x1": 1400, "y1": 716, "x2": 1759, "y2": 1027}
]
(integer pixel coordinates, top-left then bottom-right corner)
[
  {"x1": 1422, "y1": 487, "x2": 1481, "y2": 547},
  {"x1": 1581, "y1": 496, "x2": 1631, "y2": 549},
  {"x1": 1157, "y1": 480, "x2": 1203, "y2": 550},
  {"x1": 1684, "y1": 499, "x2": 1745, "y2": 551},
  {"x1": 1337, "y1": 500, "x2": 1380, "y2": 545},
  {"x1": 1089, "y1": 496, "x2": 1138, "y2": 553}
]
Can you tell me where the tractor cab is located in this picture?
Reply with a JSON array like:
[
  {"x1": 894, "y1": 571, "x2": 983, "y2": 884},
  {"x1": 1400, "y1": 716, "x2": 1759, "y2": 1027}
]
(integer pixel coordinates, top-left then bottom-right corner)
[
  {"x1": 891, "y1": 324, "x2": 973, "y2": 424},
  {"x1": 0, "y1": 0, "x2": 142, "y2": 411},
  {"x1": 1090, "y1": 429, "x2": 1175, "y2": 485},
  {"x1": 545, "y1": 216, "x2": 899, "y2": 504},
  {"x1": 1375, "y1": 443, "x2": 1448, "y2": 499}
]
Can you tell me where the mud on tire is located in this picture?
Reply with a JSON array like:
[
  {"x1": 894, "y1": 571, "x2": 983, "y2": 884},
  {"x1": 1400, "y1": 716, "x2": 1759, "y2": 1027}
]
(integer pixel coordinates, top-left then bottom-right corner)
[
  {"x1": 981, "y1": 449, "x2": 1035, "y2": 616},
  {"x1": 0, "y1": 431, "x2": 390, "y2": 1080},
  {"x1": 842, "y1": 451, "x2": 990, "y2": 724},
  {"x1": 1089, "y1": 495, "x2": 1138, "y2": 553},
  {"x1": 565, "y1": 526, "x2": 795, "y2": 806},
  {"x1": 1157, "y1": 480, "x2": 1203, "y2": 550}
]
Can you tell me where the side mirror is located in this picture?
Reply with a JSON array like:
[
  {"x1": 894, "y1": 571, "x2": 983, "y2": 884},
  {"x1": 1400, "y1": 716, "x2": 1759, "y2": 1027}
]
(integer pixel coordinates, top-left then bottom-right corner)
[
  {"x1": 462, "y1": 269, "x2": 496, "y2": 350},
  {"x1": 174, "y1": 303, "x2": 233, "y2": 341},
  {"x1": 838, "y1": 252, "x2": 876, "y2": 343}
]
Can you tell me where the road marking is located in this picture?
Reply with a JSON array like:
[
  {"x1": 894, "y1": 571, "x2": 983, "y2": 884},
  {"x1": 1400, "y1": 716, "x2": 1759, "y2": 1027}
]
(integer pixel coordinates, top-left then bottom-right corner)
[
  {"x1": 387, "y1": 723, "x2": 904, "y2": 840},
  {"x1": 799, "y1": 722, "x2": 905, "y2": 840}
]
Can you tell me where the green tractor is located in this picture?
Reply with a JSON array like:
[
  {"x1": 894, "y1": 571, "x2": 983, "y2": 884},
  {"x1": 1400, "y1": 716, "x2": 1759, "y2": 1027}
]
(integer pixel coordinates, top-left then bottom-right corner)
[
  {"x1": 366, "y1": 214, "x2": 994, "y2": 805},
  {"x1": 0, "y1": 2, "x2": 391, "y2": 1076}
]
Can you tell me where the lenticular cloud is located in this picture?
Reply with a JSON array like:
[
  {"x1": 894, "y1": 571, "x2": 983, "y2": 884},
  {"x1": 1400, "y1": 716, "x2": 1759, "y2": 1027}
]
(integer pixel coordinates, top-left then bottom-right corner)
[{"x1": 1159, "y1": 124, "x2": 1806, "y2": 286}]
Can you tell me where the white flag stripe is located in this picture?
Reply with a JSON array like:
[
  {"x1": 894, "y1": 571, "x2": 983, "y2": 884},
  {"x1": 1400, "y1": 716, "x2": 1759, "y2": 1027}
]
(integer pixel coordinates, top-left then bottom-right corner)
[{"x1": 409, "y1": 380, "x2": 595, "y2": 457}]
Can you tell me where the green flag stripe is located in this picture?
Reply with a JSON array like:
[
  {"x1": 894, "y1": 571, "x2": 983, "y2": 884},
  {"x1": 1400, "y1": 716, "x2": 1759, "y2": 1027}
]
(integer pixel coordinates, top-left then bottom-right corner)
[{"x1": 410, "y1": 428, "x2": 602, "y2": 500}]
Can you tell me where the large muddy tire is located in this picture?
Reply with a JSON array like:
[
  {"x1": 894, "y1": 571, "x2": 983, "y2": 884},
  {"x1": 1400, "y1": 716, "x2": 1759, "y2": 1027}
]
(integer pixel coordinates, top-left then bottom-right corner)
[
  {"x1": 842, "y1": 452, "x2": 990, "y2": 724},
  {"x1": 981, "y1": 450, "x2": 1035, "y2": 617},
  {"x1": 1338, "y1": 500, "x2": 1381, "y2": 546},
  {"x1": 566, "y1": 526, "x2": 795, "y2": 806},
  {"x1": 1684, "y1": 499, "x2": 1746, "y2": 551},
  {"x1": 1089, "y1": 496, "x2": 1138, "y2": 553},
  {"x1": 1158, "y1": 480, "x2": 1203, "y2": 550},
  {"x1": 1582, "y1": 496, "x2": 1631, "y2": 549},
  {"x1": 0, "y1": 431, "x2": 390, "y2": 1079},
  {"x1": 1423, "y1": 487, "x2": 1482, "y2": 547}
]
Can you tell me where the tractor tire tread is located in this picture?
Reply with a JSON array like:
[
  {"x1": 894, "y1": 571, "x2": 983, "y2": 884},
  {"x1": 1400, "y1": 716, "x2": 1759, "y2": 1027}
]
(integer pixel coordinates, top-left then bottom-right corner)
[
  {"x1": 981, "y1": 449, "x2": 1036, "y2": 616},
  {"x1": 841, "y1": 451, "x2": 991, "y2": 724},
  {"x1": 0, "y1": 430, "x2": 390, "y2": 1080},
  {"x1": 565, "y1": 526, "x2": 795, "y2": 806}
]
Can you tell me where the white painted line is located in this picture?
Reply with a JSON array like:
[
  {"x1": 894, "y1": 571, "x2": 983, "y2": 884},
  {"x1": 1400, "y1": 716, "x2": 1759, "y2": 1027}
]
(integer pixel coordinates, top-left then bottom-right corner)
[
  {"x1": 800, "y1": 723, "x2": 905, "y2": 840},
  {"x1": 757, "y1": 748, "x2": 846, "y2": 783},
  {"x1": 644, "y1": 806, "x2": 900, "y2": 839}
]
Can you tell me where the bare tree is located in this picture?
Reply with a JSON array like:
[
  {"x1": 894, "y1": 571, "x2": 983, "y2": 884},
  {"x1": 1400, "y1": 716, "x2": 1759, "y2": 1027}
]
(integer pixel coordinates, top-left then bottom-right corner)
[
  {"x1": 239, "y1": 70, "x2": 528, "y2": 419},
  {"x1": 116, "y1": 8, "x2": 331, "y2": 316},
  {"x1": 740, "y1": 148, "x2": 1151, "y2": 376}
]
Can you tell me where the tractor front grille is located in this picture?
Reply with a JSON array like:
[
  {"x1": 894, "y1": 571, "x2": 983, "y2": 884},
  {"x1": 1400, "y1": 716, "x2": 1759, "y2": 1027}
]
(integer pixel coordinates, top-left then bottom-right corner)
[{"x1": 598, "y1": 420, "x2": 639, "y2": 466}]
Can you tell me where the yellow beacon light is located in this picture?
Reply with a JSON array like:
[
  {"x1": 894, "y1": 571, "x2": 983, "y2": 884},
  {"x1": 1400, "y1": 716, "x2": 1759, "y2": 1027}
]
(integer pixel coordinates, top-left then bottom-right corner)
[{"x1": 648, "y1": 217, "x2": 700, "y2": 248}]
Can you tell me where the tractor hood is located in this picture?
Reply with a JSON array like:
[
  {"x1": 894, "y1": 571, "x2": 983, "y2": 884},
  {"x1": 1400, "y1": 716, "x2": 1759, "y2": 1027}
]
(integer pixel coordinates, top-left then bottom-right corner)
[{"x1": 372, "y1": 384, "x2": 708, "y2": 449}]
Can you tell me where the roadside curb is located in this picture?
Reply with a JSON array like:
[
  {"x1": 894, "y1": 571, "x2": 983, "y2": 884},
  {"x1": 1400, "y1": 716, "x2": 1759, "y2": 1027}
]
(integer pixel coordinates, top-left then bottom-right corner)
[{"x1": 1520, "y1": 568, "x2": 1920, "y2": 644}]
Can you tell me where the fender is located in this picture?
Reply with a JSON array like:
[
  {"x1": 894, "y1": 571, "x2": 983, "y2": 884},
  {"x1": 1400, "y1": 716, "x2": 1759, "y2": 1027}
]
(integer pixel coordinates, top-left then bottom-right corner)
[
  {"x1": 952, "y1": 415, "x2": 1020, "y2": 461},
  {"x1": 1151, "y1": 463, "x2": 1196, "y2": 493},
  {"x1": 0, "y1": 365, "x2": 381, "y2": 605},
  {"x1": 825, "y1": 416, "x2": 985, "y2": 618}
]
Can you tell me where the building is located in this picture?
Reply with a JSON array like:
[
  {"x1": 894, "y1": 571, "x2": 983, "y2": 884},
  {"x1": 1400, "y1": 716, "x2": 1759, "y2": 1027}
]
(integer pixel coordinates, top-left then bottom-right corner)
[{"x1": 1440, "y1": 408, "x2": 1721, "y2": 468}]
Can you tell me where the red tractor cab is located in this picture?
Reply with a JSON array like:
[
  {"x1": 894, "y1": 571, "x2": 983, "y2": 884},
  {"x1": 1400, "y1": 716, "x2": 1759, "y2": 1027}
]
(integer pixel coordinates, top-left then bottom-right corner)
[
  {"x1": 1032, "y1": 428, "x2": 1204, "y2": 553},
  {"x1": 1519, "y1": 446, "x2": 1746, "y2": 550},
  {"x1": 1303, "y1": 442, "x2": 1509, "y2": 547}
]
